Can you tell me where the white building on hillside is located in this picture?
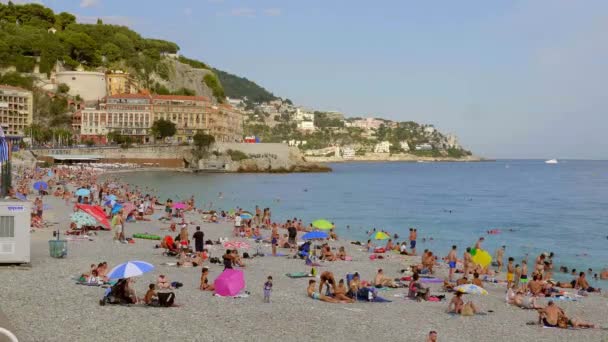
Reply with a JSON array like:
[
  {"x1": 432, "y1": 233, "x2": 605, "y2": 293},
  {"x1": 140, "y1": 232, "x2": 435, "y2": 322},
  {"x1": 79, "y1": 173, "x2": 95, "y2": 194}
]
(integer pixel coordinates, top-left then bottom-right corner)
[
  {"x1": 374, "y1": 141, "x2": 391, "y2": 153},
  {"x1": 415, "y1": 143, "x2": 433, "y2": 151},
  {"x1": 342, "y1": 147, "x2": 355, "y2": 159},
  {"x1": 294, "y1": 107, "x2": 314, "y2": 122},
  {"x1": 399, "y1": 141, "x2": 410, "y2": 151},
  {"x1": 297, "y1": 121, "x2": 315, "y2": 131},
  {"x1": 347, "y1": 117, "x2": 384, "y2": 130}
]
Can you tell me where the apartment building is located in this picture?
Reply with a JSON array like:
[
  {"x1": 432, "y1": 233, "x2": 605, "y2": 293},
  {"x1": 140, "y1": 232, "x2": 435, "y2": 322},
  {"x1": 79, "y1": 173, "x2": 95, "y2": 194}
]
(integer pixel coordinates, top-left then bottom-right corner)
[{"x1": 0, "y1": 85, "x2": 33, "y2": 136}]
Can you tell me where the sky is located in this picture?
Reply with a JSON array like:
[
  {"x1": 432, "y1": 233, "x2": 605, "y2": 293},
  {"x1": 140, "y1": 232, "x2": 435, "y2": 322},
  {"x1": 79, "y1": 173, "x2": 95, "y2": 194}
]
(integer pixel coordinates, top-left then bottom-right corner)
[{"x1": 8, "y1": 0, "x2": 608, "y2": 159}]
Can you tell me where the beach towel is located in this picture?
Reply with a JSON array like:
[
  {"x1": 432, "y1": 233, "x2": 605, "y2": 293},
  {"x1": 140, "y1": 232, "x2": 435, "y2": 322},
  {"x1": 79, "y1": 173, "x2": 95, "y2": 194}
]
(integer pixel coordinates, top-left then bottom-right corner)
[
  {"x1": 420, "y1": 278, "x2": 443, "y2": 284},
  {"x1": 133, "y1": 233, "x2": 161, "y2": 240},
  {"x1": 285, "y1": 272, "x2": 314, "y2": 278},
  {"x1": 213, "y1": 293, "x2": 250, "y2": 298}
]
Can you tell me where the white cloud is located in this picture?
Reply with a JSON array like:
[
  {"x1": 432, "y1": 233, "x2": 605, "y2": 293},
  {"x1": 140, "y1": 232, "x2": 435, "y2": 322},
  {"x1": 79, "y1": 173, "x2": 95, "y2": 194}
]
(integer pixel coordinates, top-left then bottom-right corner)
[
  {"x1": 77, "y1": 15, "x2": 131, "y2": 26},
  {"x1": 184, "y1": 8, "x2": 192, "y2": 16},
  {"x1": 80, "y1": 0, "x2": 99, "y2": 8},
  {"x1": 230, "y1": 7, "x2": 256, "y2": 17},
  {"x1": 263, "y1": 8, "x2": 281, "y2": 17}
]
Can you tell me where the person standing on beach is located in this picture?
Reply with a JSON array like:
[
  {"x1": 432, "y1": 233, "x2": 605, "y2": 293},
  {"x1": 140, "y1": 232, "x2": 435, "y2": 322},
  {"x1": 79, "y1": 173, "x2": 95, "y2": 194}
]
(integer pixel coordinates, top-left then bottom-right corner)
[
  {"x1": 520, "y1": 260, "x2": 528, "y2": 291},
  {"x1": 263, "y1": 276, "x2": 273, "y2": 303},
  {"x1": 474, "y1": 237, "x2": 484, "y2": 250},
  {"x1": 447, "y1": 245, "x2": 457, "y2": 282},
  {"x1": 495, "y1": 246, "x2": 505, "y2": 273},
  {"x1": 271, "y1": 224, "x2": 279, "y2": 256},
  {"x1": 507, "y1": 257, "x2": 515, "y2": 289},
  {"x1": 409, "y1": 228, "x2": 417, "y2": 255},
  {"x1": 463, "y1": 248, "x2": 472, "y2": 276},
  {"x1": 193, "y1": 226, "x2": 204, "y2": 253},
  {"x1": 287, "y1": 224, "x2": 297, "y2": 253},
  {"x1": 115, "y1": 210, "x2": 125, "y2": 242}
]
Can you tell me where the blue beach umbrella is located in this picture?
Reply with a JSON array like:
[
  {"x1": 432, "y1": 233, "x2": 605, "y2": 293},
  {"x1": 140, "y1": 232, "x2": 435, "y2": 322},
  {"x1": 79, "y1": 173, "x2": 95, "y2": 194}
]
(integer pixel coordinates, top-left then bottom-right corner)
[
  {"x1": 33, "y1": 181, "x2": 48, "y2": 191},
  {"x1": 240, "y1": 212, "x2": 253, "y2": 219},
  {"x1": 105, "y1": 194, "x2": 117, "y2": 201},
  {"x1": 104, "y1": 200, "x2": 116, "y2": 207},
  {"x1": 302, "y1": 231, "x2": 329, "y2": 240},
  {"x1": 107, "y1": 261, "x2": 155, "y2": 280},
  {"x1": 75, "y1": 188, "x2": 91, "y2": 197},
  {"x1": 111, "y1": 204, "x2": 123, "y2": 215}
]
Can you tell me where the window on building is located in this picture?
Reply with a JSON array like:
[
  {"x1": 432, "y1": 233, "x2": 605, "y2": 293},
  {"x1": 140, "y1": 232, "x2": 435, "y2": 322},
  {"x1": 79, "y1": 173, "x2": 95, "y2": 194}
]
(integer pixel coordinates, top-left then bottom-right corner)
[{"x1": 0, "y1": 216, "x2": 15, "y2": 238}]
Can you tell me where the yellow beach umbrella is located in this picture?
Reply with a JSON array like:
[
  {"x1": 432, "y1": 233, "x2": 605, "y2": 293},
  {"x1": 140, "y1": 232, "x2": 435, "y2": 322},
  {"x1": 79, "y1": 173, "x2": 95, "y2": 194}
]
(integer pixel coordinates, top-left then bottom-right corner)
[
  {"x1": 471, "y1": 249, "x2": 492, "y2": 268},
  {"x1": 312, "y1": 219, "x2": 333, "y2": 230},
  {"x1": 373, "y1": 231, "x2": 390, "y2": 240}
]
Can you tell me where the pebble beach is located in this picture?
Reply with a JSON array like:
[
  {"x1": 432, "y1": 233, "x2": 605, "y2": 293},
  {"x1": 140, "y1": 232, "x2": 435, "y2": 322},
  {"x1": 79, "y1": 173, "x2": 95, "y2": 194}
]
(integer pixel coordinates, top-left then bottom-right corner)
[{"x1": 0, "y1": 173, "x2": 607, "y2": 342}]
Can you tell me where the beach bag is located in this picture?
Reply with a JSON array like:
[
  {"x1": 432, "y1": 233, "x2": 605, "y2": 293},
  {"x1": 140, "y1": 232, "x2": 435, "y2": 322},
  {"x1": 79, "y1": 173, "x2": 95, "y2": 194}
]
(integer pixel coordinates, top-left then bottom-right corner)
[
  {"x1": 461, "y1": 303, "x2": 474, "y2": 316},
  {"x1": 158, "y1": 292, "x2": 175, "y2": 307},
  {"x1": 243, "y1": 252, "x2": 250, "y2": 259}
]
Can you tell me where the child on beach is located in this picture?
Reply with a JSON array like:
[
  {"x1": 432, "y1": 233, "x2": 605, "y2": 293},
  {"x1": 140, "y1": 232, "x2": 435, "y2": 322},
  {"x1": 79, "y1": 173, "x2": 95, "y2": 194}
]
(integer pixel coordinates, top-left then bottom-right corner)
[
  {"x1": 506, "y1": 257, "x2": 515, "y2": 288},
  {"x1": 264, "y1": 276, "x2": 273, "y2": 303}
]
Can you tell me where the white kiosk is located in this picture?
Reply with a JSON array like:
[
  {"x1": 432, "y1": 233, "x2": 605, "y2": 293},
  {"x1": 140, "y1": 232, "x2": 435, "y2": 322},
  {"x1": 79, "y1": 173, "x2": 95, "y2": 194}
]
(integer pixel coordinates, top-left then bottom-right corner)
[{"x1": 0, "y1": 199, "x2": 31, "y2": 264}]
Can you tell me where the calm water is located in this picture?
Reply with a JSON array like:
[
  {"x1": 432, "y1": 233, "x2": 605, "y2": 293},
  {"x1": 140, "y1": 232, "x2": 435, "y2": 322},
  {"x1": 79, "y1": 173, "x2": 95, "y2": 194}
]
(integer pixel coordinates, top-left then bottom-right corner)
[{"x1": 117, "y1": 160, "x2": 608, "y2": 283}]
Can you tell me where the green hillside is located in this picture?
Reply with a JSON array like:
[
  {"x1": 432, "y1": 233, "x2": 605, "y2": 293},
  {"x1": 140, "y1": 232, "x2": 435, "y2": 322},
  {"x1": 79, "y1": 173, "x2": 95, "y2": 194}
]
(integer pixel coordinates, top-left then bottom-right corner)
[
  {"x1": 0, "y1": 2, "x2": 276, "y2": 102},
  {"x1": 213, "y1": 68, "x2": 277, "y2": 103}
]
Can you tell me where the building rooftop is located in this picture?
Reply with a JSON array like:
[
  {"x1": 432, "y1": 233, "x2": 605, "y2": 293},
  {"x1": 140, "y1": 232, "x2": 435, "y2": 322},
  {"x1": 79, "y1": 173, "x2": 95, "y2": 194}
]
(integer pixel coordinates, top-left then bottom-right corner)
[
  {"x1": 0, "y1": 84, "x2": 31, "y2": 93},
  {"x1": 152, "y1": 94, "x2": 210, "y2": 102}
]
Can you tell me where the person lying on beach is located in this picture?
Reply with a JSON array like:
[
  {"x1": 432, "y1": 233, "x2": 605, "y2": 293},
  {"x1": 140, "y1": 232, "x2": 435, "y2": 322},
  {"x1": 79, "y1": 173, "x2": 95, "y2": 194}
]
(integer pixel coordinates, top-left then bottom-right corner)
[
  {"x1": 456, "y1": 275, "x2": 469, "y2": 286},
  {"x1": 307, "y1": 279, "x2": 342, "y2": 303},
  {"x1": 448, "y1": 292, "x2": 477, "y2": 315},
  {"x1": 177, "y1": 251, "x2": 194, "y2": 267},
  {"x1": 443, "y1": 278, "x2": 455, "y2": 292},
  {"x1": 200, "y1": 267, "x2": 215, "y2": 291},
  {"x1": 375, "y1": 269, "x2": 398, "y2": 288},
  {"x1": 510, "y1": 290, "x2": 541, "y2": 309},
  {"x1": 332, "y1": 279, "x2": 355, "y2": 303},
  {"x1": 536, "y1": 301, "x2": 594, "y2": 329}
]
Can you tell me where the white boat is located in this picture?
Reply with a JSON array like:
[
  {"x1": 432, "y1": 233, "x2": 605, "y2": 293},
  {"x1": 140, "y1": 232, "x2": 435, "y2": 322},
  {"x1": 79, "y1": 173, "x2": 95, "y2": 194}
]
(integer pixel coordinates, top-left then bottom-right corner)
[{"x1": 545, "y1": 159, "x2": 558, "y2": 164}]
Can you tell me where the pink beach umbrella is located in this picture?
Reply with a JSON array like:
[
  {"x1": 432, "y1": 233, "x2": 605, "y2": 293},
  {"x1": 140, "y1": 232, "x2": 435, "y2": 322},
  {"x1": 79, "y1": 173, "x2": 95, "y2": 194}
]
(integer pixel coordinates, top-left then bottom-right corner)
[
  {"x1": 223, "y1": 241, "x2": 251, "y2": 249},
  {"x1": 214, "y1": 269, "x2": 245, "y2": 296},
  {"x1": 173, "y1": 202, "x2": 187, "y2": 210},
  {"x1": 122, "y1": 202, "x2": 136, "y2": 214}
]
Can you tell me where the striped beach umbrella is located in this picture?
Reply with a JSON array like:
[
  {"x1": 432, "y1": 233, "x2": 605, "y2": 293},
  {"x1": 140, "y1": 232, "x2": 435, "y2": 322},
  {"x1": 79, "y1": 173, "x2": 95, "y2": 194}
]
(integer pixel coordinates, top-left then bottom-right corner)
[
  {"x1": 454, "y1": 284, "x2": 488, "y2": 295},
  {"x1": 373, "y1": 231, "x2": 390, "y2": 240},
  {"x1": 107, "y1": 261, "x2": 155, "y2": 280}
]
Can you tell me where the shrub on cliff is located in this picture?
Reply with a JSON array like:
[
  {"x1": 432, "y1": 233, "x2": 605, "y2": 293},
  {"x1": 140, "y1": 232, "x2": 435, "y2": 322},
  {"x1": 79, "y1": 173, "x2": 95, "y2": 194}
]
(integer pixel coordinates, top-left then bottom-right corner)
[{"x1": 227, "y1": 149, "x2": 248, "y2": 161}]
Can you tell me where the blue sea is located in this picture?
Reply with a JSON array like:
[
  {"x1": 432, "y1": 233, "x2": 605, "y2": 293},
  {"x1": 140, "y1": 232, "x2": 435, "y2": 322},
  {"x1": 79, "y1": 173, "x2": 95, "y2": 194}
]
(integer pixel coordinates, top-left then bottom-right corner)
[{"x1": 117, "y1": 160, "x2": 608, "y2": 284}]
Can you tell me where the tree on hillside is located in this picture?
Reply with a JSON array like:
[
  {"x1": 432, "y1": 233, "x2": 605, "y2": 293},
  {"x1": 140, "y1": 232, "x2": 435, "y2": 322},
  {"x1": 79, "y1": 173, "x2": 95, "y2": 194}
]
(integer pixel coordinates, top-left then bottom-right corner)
[
  {"x1": 57, "y1": 83, "x2": 69, "y2": 94},
  {"x1": 150, "y1": 119, "x2": 176, "y2": 140}
]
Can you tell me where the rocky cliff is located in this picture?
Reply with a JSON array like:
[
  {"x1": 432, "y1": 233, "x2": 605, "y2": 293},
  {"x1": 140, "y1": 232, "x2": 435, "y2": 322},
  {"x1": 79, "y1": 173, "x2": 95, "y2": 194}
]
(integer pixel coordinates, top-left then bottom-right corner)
[{"x1": 149, "y1": 58, "x2": 215, "y2": 98}]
